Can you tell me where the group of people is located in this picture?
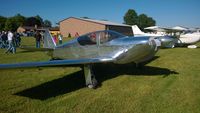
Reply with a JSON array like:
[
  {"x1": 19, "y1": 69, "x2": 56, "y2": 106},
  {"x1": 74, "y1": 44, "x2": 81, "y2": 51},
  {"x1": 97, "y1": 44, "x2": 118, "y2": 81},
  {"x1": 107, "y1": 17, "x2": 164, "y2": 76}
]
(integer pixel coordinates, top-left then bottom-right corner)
[
  {"x1": 34, "y1": 30, "x2": 63, "y2": 48},
  {"x1": 0, "y1": 30, "x2": 64, "y2": 54},
  {"x1": 52, "y1": 34, "x2": 63, "y2": 45},
  {"x1": 0, "y1": 31, "x2": 21, "y2": 54}
]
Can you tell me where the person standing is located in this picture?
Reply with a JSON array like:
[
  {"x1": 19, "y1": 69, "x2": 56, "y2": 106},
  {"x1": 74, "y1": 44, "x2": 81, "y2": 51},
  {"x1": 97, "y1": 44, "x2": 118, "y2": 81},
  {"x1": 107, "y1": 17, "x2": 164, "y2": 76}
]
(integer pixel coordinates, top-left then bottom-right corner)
[
  {"x1": 5, "y1": 31, "x2": 15, "y2": 54},
  {"x1": 2, "y1": 31, "x2": 8, "y2": 48},
  {"x1": 75, "y1": 32, "x2": 79, "y2": 37},
  {"x1": 12, "y1": 32, "x2": 16, "y2": 53},
  {"x1": 34, "y1": 30, "x2": 42, "y2": 48},
  {"x1": 53, "y1": 35, "x2": 58, "y2": 44},
  {"x1": 40, "y1": 31, "x2": 44, "y2": 47},
  {"x1": 58, "y1": 34, "x2": 63, "y2": 44},
  {"x1": 0, "y1": 31, "x2": 2, "y2": 48},
  {"x1": 15, "y1": 32, "x2": 21, "y2": 47}
]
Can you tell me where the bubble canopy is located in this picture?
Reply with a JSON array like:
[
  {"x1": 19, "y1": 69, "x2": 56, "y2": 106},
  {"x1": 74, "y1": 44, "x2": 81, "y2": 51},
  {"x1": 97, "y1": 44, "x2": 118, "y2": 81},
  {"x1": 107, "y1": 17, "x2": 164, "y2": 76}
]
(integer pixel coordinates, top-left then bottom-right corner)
[{"x1": 77, "y1": 30, "x2": 125, "y2": 45}]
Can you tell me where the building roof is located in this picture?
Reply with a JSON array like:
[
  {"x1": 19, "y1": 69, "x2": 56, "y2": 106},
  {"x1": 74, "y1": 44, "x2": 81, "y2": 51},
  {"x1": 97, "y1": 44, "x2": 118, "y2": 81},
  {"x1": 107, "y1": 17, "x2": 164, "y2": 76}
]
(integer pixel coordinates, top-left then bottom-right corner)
[
  {"x1": 18, "y1": 26, "x2": 57, "y2": 31},
  {"x1": 60, "y1": 17, "x2": 130, "y2": 27},
  {"x1": 18, "y1": 26, "x2": 36, "y2": 30}
]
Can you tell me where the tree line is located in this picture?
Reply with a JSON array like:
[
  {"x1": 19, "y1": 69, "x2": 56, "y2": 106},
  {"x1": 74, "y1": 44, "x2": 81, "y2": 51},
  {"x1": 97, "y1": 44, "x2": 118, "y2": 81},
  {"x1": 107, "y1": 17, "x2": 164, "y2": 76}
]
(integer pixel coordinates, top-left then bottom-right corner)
[
  {"x1": 0, "y1": 14, "x2": 52, "y2": 31},
  {"x1": 124, "y1": 9, "x2": 156, "y2": 30},
  {"x1": 0, "y1": 9, "x2": 155, "y2": 32}
]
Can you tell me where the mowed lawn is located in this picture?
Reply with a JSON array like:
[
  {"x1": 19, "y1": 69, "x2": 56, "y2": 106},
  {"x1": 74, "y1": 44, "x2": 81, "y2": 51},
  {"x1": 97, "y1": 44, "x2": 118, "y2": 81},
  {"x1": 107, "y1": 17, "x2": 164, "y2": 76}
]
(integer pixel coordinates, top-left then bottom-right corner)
[{"x1": 0, "y1": 37, "x2": 200, "y2": 113}]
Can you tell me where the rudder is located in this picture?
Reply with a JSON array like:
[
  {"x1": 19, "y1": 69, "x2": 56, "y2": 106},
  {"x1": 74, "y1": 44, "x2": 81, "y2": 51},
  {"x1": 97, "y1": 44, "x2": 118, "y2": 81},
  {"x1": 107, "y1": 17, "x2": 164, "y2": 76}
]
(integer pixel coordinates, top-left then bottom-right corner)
[
  {"x1": 43, "y1": 30, "x2": 56, "y2": 49},
  {"x1": 132, "y1": 25, "x2": 145, "y2": 35}
]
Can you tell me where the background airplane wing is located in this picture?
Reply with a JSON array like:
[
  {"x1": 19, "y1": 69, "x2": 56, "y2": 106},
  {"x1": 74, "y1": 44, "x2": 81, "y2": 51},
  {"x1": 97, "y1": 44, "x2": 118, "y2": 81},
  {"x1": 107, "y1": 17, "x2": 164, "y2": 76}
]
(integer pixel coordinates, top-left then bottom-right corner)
[
  {"x1": 20, "y1": 46, "x2": 54, "y2": 51},
  {"x1": 0, "y1": 57, "x2": 114, "y2": 69}
]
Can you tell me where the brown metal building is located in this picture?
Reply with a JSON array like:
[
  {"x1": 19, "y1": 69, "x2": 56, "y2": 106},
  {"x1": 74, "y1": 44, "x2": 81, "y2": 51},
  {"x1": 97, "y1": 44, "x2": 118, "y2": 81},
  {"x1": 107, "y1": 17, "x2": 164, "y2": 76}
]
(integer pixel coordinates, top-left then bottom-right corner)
[{"x1": 59, "y1": 17, "x2": 133, "y2": 37}]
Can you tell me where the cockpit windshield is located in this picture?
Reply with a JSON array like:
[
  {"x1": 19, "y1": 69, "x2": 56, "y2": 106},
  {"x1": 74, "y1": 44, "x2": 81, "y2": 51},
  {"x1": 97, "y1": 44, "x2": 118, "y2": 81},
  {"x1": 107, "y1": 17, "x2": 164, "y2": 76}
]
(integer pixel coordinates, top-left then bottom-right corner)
[{"x1": 77, "y1": 30, "x2": 125, "y2": 46}]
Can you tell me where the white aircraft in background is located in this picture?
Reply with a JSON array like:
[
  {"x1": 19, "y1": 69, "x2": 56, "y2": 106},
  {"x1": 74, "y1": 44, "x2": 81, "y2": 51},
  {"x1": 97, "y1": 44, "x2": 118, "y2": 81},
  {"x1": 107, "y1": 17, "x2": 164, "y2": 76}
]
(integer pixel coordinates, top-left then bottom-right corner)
[
  {"x1": 133, "y1": 25, "x2": 200, "y2": 48},
  {"x1": 178, "y1": 32, "x2": 200, "y2": 45},
  {"x1": 171, "y1": 26, "x2": 200, "y2": 47},
  {"x1": 132, "y1": 25, "x2": 175, "y2": 48},
  {"x1": 144, "y1": 25, "x2": 200, "y2": 45}
]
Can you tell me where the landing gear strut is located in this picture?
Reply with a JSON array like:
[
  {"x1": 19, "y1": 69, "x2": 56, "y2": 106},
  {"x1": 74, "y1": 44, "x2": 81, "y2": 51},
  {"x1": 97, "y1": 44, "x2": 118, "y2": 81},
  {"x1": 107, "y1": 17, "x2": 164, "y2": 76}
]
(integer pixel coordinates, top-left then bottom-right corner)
[{"x1": 83, "y1": 65, "x2": 98, "y2": 88}]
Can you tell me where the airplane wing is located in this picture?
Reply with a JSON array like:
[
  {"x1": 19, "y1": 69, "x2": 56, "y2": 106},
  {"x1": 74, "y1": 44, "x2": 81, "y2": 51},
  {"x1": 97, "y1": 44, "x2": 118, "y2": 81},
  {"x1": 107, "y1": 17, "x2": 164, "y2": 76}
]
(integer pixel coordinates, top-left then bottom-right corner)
[
  {"x1": 0, "y1": 57, "x2": 114, "y2": 69},
  {"x1": 20, "y1": 46, "x2": 54, "y2": 51}
]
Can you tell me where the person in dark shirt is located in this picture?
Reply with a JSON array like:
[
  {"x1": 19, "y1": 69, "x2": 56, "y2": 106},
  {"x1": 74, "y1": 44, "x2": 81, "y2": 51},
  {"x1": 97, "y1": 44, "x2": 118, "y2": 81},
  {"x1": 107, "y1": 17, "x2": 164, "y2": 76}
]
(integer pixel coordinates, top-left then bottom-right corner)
[
  {"x1": 34, "y1": 31, "x2": 42, "y2": 48},
  {"x1": 1, "y1": 31, "x2": 8, "y2": 48}
]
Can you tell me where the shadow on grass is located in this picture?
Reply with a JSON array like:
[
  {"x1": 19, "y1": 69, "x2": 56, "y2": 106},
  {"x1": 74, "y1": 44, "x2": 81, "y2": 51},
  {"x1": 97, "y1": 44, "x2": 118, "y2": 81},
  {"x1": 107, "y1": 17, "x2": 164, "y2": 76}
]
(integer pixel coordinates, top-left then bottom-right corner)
[
  {"x1": 17, "y1": 50, "x2": 36, "y2": 53},
  {"x1": 94, "y1": 63, "x2": 178, "y2": 84},
  {"x1": 15, "y1": 70, "x2": 85, "y2": 100},
  {"x1": 15, "y1": 62, "x2": 178, "y2": 100}
]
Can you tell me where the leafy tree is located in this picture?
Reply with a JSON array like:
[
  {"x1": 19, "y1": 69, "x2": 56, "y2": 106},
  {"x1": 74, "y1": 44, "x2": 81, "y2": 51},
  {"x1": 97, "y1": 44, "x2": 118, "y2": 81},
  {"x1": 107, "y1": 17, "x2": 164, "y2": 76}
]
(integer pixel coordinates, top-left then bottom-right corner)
[
  {"x1": 138, "y1": 14, "x2": 156, "y2": 30},
  {"x1": 35, "y1": 15, "x2": 43, "y2": 26},
  {"x1": 24, "y1": 17, "x2": 42, "y2": 27},
  {"x1": 4, "y1": 14, "x2": 26, "y2": 31},
  {"x1": 146, "y1": 17, "x2": 156, "y2": 27},
  {"x1": 4, "y1": 18, "x2": 17, "y2": 31},
  {"x1": 12, "y1": 14, "x2": 26, "y2": 27},
  {"x1": 123, "y1": 9, "x2": 138, "y2": 25},
  {"x1": 123, "y1": 9, "x2": 156, "y2": 30},
  {"x1": 1, "y1": 14, "x2": 52, "y2": 31},
  {"x1": 138, "y1": 14, "x2": 149, "y2": 30},
  {"x1": 0, "y1": 16, "x2": 7, "y2": 31},
  {"x1": 43, "y1": 20, "x2": 52, "y2": 27}
]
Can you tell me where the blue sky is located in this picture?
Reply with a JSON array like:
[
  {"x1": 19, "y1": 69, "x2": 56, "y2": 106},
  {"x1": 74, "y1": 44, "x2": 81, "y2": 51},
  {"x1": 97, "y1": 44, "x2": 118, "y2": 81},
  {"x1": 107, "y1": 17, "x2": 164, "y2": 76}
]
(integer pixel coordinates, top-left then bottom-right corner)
[{"x1": 0, "y1": 0, "x2": 200, "y2": 28}]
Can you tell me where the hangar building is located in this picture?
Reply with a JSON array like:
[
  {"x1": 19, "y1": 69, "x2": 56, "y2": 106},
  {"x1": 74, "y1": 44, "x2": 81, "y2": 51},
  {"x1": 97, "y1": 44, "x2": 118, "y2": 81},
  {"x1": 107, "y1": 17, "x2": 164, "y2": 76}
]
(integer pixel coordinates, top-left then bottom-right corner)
[{"x1": 59, "y1": 17, "x2": 133, "y2": 37}]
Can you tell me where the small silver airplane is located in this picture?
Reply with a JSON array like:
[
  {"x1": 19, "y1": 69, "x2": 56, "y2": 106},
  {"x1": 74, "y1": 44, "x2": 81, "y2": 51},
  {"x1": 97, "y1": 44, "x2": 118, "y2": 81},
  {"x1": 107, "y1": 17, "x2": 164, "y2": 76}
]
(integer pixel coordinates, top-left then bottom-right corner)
[{"x1": 0, "y1": 30, "x2": 161, "y2": 88}]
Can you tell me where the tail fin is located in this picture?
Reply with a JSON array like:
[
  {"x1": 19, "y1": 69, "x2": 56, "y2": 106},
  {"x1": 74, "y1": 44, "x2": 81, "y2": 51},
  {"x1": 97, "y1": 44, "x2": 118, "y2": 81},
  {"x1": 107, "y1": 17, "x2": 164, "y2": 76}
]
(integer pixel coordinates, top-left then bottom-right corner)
[
  {"x1": 132, "y1": 25, "x2": 145, "y2": 35},
  {"x1": 43, "y1": 30, "x2": 57, "y2": 49}
]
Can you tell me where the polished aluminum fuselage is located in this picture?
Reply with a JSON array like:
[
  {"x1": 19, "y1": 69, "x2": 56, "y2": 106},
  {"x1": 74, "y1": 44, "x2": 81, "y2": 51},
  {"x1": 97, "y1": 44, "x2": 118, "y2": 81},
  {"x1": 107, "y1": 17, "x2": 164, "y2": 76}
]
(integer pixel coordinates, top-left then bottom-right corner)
[
  {"x1": 158, "y1": 36, "x2": 176, "y2": 48},
  {"x1": 51, "y1": 36, "x2": 158, "y2": 64}
]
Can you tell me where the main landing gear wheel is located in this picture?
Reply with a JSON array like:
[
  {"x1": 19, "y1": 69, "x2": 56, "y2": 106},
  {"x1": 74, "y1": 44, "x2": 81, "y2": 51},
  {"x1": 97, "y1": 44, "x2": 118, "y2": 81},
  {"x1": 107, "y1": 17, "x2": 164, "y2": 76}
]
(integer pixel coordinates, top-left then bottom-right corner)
[{"x1": 83, "y1": 65, "x2": 98, "y2": 88}]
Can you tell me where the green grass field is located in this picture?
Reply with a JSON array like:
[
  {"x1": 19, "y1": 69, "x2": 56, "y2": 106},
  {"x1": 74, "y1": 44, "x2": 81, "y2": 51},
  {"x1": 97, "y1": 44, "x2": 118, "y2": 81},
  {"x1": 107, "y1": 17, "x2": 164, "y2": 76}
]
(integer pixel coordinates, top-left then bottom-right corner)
[{"x1": 0, "y1": 37, "x2": 200, "y2": 113}]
